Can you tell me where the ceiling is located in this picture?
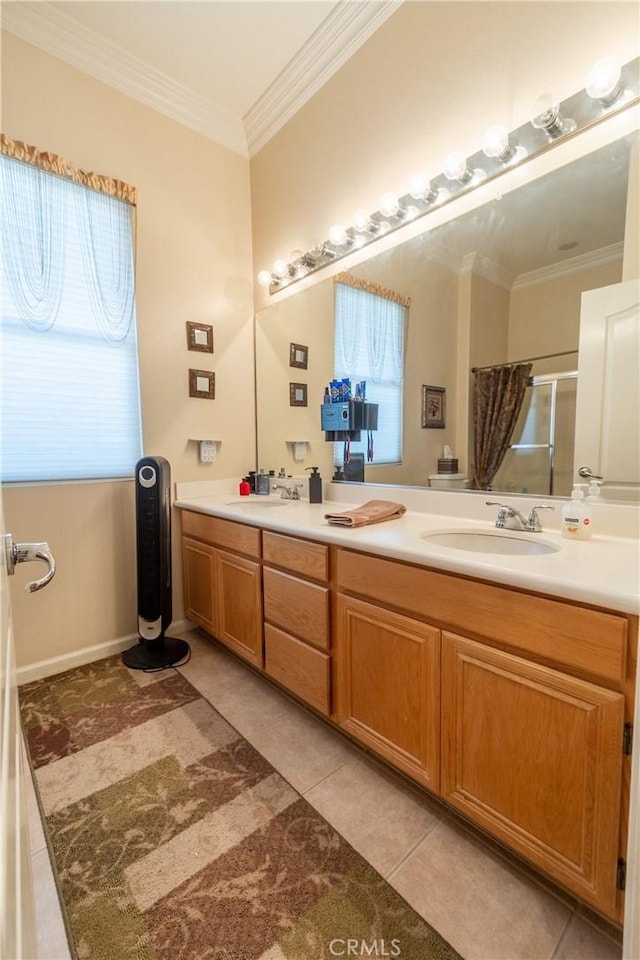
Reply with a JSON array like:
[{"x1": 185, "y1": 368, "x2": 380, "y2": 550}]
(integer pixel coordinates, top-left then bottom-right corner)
[{"x1": 2, "y1": 0, "x2": 401, "y2": 156}]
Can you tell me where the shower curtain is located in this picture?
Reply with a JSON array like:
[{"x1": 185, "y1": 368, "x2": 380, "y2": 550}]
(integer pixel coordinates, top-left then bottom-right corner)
[{"x1": 473, "y1": 362, "x2": 533, "y2": 490}]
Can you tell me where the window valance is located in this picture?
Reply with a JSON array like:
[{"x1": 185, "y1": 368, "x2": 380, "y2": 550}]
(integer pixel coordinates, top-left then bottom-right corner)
[
  {"x1": 0, "y1": 133, "x2": 137, "y2": 205},
  {"x1": 334, "y1": 271, "x2": 412, "y2": 308}
]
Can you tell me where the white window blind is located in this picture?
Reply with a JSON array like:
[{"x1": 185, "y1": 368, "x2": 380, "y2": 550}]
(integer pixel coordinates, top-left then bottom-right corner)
[
  {"x1": 0, "y1": 156, "x2": 142, "y2": 482},
  {"x1": 334, "y1": 281, "x2": 405, "y2": 465}
]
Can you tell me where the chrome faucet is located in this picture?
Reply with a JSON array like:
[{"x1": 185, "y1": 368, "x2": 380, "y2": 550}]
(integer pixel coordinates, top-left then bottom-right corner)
[
  {"x1": 272, "y1": 481, "x2": 303, "y2": 500},
  {"x1": 486, "y1": 501, "x2": 554, "y2": 532}
]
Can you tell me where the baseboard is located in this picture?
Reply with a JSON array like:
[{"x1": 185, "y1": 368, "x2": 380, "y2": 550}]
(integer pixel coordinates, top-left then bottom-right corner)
[{"x1": 16, "y1": 619, "x2": 197, "y2": 685}]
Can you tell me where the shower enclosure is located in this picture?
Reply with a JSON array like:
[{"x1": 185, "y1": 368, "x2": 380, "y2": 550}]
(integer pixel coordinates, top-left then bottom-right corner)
[{"x1": 493, "y1": 371, "x2": 578, "y2": 497}]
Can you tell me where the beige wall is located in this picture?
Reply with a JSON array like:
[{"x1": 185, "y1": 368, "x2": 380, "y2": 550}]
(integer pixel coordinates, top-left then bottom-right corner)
[
  {"x1": 251, "y1": 1, "x2": 639, "y2": 311},
  {"x1": 508, "y1": 260, "x2": 624, "y2": 361},
  {"x1": 2, "y1": 32, "x2": 255, "y2": 668},
  {"x1": 255, "y1": 281, "x2": 335, "y2": 480}
]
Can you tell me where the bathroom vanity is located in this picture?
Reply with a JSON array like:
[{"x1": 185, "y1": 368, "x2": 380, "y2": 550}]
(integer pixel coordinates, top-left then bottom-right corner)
[{"x1": 176, "y1": 485, "x2": 639, "y2": 925}]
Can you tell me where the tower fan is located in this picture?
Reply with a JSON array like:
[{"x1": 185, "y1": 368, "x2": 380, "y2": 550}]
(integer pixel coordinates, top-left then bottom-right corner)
[{"x1": 122, "y1": 456, "x2": 190, "y2": 670}]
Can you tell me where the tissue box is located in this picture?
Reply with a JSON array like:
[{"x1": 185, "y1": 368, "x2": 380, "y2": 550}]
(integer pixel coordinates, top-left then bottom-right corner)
[{"x1": 437, "y1": 458, "x2": 459, "y2": 474}]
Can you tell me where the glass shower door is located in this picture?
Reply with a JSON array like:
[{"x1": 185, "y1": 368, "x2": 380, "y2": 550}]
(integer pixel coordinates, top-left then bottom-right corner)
[{"x1": 493, "y1": 372, "x2": 577, "y2": 496}]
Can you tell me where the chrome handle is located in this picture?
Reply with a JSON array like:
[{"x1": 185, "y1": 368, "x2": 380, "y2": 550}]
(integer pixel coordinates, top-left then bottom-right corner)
[
  {"x1": 3, "y1": 534, "x2": 56, "y2": 592},
  {"x1": 526, "y1": 505, "x2": 554, "y2": 532},
  {"x1": 578, "y1": 466, "x2": 603, "y2": 480}
]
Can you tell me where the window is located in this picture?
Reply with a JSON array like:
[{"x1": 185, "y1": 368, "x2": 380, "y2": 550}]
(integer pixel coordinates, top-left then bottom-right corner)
[
  {"x1": 0, "y1": 155, "x2": 142, "y2": 482},
  {"x1": 334, "y1": 279, "x2": 405, "y2": 465}
]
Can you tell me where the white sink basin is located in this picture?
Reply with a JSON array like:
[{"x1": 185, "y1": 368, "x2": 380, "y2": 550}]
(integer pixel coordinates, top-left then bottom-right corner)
[
  {"x1": 421, "y1": 529, "x2": 559, "y2": 556},
  {"x1": 225, "y1": 499, "x2": 290, "y2": 508}
]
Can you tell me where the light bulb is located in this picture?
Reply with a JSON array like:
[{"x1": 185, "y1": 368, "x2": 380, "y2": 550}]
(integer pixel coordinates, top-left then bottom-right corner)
[
  {"x1": 404, "y1": 204, "x2": 420, "y2": 220},
  {"x1": 482, "y1": 125, "x2": 514, "y2": 162},
  {"x1": 273, "y1": 259, "x2": 289, "y2": 279},
  {"x1": 257, "y1": 270, "x2": 272, "y2": 287},
  {"x1": 408, "y1": 176, "x2": 427, "y2": 199},
  {"x1": 379, "y1": 192, "x2": 400, "y2": 218},
  {"x1": 353, "y1": 210, "x2": 371, "y2": 232},
  {"x1": 586, "y1": 56, "x2": 622, "y2": 105},
  {"x1": 531, "y1": 94, "x2": 560, "y2": 131},
  {"x1": 530, "y1": 94, "x2": 575, "y2": 138},
  {"x1": 443, "y1": 151, "x2": 472, "y2": 183},
  {"x1": 408, "y1": 177, "x2": 437, "y2": 203},
  {"x1": 328, "y1": 223, "x2": 348, "y2": 246}
]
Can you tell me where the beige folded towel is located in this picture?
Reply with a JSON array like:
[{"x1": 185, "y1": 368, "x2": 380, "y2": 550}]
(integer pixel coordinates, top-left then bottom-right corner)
[{"x1": 324, "y1": 499, "x2": 407, "y2": 528}]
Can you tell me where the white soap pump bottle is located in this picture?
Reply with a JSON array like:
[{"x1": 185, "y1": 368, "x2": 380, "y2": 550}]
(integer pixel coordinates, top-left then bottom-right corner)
[
  {"x1": 587, "y1": 479, "x2": 602, "y2": 501},
  {"x1": 561, "y1": 484, "x2": 592, "y2": 540}
]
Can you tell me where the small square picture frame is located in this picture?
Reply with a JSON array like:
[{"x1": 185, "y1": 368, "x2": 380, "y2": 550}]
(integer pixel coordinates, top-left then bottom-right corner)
[
  {"x1": 289, "y1": 343, "x2": 308, "y2": 369},
  {"x1": 186, "y1": 322, "x2": 214, "y2": 353},
  {"x1": 189, "y1": 368, "x2": 215, "y2": 399},
  {"x1": 289, "y1": 382, "x2": 308, "y2": 407},
  {"x1": 422, "y1": 385, "x2": 446, "y2": 428}
]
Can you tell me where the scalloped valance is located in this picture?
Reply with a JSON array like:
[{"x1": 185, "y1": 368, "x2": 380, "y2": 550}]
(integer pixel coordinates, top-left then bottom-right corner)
[
  {"x1": 334, "y1": 271, "x2": 412, "y2": 308},
  {"x1": 0, "y1": 134, "x2": 137, "y2": 205}
]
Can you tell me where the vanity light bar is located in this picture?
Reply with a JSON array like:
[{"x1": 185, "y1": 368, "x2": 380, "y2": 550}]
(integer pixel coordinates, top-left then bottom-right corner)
[{"x1": 258, "y1": 56, "x2": 639, "y2": 294}]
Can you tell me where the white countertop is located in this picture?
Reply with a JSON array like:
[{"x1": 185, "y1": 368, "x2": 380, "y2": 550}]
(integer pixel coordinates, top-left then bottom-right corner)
[{"x1": 175, "y1": 482, "x2": 640, "y2": 615}]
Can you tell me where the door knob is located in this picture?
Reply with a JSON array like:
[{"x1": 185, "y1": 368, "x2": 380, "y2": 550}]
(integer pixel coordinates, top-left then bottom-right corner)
[
  {"x1": 578, "y1": 466, "x2": 603, "y2": 480},
  {"x1": 3, "y1": 533, "x2": 56, "y2": 592}
]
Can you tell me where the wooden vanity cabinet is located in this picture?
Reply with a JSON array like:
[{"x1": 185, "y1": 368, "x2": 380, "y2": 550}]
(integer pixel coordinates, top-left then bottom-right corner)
[
  {"x1": 335, "y1": 546, "x2": 634, "y2": 921},
  {"x1": 181, "y1": 511, "x2": 263, "y2": 667},
  {"x1": 182, "y1": 536, "x2": 216, "y2": 634},
  {"x1": 441, "y1": 632, "x2": 624, "y2": 915},
  {"x1": 180, "y1": 513, "x2": 635, "y2": 922},
  {"x1": 335, "y1": 595, "x2": 440, "y2": 791},
  {"x1": 262, "y1": 531, "x2": 331, "y2": 714}
]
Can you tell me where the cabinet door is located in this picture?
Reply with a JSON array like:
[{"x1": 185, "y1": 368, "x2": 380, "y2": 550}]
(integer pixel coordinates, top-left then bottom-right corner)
[
  {"x1": 441, "y1": 632, "x2": 624, "y2": 917},
  {"x1": 182, "y1": 536, "x2": 216, "y2": 634},
  {"x1": 336, "y1": 595, "x2": 440, "y2": 791},
  {"x1": 215, "y1": 549, "x2": 263, "y2": 667}
]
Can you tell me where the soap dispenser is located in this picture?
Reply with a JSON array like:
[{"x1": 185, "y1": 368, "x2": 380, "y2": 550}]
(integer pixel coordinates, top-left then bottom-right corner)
[
  {"x1": 561, "y1": 484, "x2": 592, "y2": 540},
  {"x1": 306, "y1": 466, "x2": 323, "y2": 503},
  {"x1": 587, "y1": 479, "x2": 602, "y2": 501},
  {"x1": 256, "y1": 468, "x2": 270, "y2": 496}
]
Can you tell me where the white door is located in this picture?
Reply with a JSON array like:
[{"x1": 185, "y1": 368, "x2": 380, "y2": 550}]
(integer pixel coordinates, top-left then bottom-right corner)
[
  {"x1": 574, "y1": 278, "x2": 640, "y2": 501},
  {"x1": 1, "y1": 491, "x2": 56, "y2": 960}
]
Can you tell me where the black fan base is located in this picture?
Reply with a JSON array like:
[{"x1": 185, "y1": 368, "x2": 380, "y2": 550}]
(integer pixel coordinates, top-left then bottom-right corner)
[{"x1": 122, "y1": 636, "x2": 190, "y2": 671}]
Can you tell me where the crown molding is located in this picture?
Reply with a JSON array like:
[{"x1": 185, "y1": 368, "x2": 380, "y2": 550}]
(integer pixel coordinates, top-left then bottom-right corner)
[
  {"x1": 245, "y1": 0, "x2": 403, "y2": 157},
  {"x1": 1, "y1": 3, "x2": 248, "y2": 156},
  {"x1": 460, "y1": 251, "x2": 512, "y2": 290},
  {"x1": 512, "y1": 241, "x2": 625, "y2": 290},
  {"x1": 2, "y1": 1, "x2": 402, "y2": 159}
]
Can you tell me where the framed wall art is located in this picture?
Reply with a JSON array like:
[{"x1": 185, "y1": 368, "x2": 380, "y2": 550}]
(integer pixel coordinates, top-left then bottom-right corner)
[
  {"x1": 289, "y1": 343, "x2": 308, "y2": 369},
  {"x1": 422, "y1": 385, "x2": 446, "y2": 428},
  {"x1": 189, "y1": 368, "x2": 215, "y2": 399},
  {"x1": 186, "y1": 322, "x2": 214, "y2": 353},
  {"x1": 289, "y1": 382, "x2": 308, "y2": 406}
]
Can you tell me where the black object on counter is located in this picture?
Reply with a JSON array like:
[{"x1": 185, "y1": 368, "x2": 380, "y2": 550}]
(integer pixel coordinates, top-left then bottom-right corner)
[{"x1": 307, "y1": 466, "x2": 323, "y2": 503}]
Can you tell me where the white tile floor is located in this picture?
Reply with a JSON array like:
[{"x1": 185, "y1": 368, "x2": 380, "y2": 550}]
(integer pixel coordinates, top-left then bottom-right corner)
[{"x1": 27, "y1": 629, "x2": 624, "y2": 960}]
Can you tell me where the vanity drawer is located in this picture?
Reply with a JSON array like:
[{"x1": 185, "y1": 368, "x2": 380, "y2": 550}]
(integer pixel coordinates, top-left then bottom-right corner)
[
  {"x1": 263, "y1": 531, "x2": 329, "y2": 582},
  {"x1": 263, "y1": 567, "x2": 330, "y2": 650},
  {"x1": 336, "y1": 549, "x2": 628, "y2": 683},
  {"x1": 264, "y1": 624, "x2": 330, "y2": 715},
  {"x1": 181, "y1": 510, "x2": 261, "y2": 559}
]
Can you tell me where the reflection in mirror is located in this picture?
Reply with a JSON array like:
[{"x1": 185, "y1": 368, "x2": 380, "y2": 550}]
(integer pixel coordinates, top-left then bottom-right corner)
[{"x1": 256, "y1": 129, "x2": 639, "y2": 501}]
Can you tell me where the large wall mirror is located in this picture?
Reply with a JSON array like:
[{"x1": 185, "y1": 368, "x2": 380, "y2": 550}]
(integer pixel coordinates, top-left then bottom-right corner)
[{"x1": 255, "y1": 122, "x2": 639, "y2": 502}]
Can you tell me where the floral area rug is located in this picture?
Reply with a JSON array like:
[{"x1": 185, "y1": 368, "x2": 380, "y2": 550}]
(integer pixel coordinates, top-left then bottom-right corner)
[{"x1": 20, "y1": 655, "x2": 461, "y2": 960}]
